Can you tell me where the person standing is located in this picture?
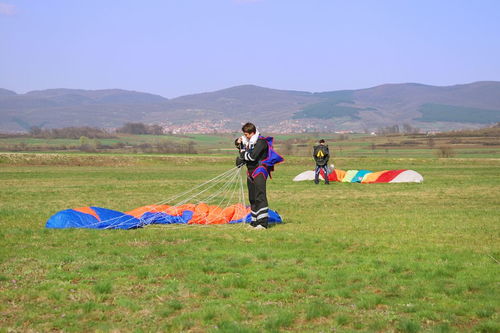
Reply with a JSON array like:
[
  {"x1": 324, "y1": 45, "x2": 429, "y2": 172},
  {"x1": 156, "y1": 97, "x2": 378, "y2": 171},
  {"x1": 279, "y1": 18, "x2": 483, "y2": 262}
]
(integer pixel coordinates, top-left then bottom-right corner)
[
  {"x1": 313, "y1": 139, "x2": 330, "y2": 184},
  {"x1": 235, "y1": 123, "x2": 283, "y2": 229}
]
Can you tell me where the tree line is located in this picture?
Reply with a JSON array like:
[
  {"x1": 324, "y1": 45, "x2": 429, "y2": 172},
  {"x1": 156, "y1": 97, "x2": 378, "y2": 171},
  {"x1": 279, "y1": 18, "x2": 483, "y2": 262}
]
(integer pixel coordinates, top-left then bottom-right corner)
[{"x1": 29, "y1": 126, "x2": 115, "y2": 139}]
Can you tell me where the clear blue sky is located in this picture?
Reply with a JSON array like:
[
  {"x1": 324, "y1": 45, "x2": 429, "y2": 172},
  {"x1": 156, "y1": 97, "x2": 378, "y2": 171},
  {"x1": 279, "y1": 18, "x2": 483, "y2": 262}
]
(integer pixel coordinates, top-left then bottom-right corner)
[{"x1": 1, "y1": 0, "x2": 499, "y2": 98}]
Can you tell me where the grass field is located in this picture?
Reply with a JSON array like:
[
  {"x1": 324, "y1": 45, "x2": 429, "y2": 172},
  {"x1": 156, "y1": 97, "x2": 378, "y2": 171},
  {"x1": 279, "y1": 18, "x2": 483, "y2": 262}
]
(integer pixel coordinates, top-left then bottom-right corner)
[{"x1": 0, "y1": 152, "x2": 499, "y2": 332}]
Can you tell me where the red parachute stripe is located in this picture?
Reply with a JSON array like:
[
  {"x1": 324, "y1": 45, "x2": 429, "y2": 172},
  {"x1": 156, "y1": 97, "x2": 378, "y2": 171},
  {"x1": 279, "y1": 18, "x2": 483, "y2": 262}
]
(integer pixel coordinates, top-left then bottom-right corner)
[
  {"x1": 319, "y1": 169, "x2": 346, "y2": 182},
  {"x1": 372, "y1": 169, "x2": 407, "y2": 183}
]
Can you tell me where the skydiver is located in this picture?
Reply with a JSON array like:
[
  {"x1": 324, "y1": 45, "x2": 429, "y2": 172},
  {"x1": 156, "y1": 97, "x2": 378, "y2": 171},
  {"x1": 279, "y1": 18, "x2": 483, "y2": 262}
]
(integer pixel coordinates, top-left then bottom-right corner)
[
  {"x1": 313, "y1": 139, "x2": 330, "y2": 184},
  {"x1": 235, "y1": 122, "x2": 283, "y2": 230}
]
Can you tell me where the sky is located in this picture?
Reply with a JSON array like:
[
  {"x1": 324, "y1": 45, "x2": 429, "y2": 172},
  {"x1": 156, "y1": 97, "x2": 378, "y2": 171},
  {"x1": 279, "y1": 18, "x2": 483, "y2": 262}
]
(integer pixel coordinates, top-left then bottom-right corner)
[{"x1": 1, "y1": 0, "x2": 499, "y2": 98}]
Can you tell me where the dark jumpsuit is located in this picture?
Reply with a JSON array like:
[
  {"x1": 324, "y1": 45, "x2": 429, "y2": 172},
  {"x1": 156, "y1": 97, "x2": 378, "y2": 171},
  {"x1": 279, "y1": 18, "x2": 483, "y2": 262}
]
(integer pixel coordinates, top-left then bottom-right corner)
[{"x1": 242, "y1": 138, "x2": 269, "y2": 228}]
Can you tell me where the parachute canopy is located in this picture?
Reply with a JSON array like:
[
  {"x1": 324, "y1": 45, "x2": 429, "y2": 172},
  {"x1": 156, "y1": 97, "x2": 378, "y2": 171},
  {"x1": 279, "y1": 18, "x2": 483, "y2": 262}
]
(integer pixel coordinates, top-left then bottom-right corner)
[
  {"x1": 293, "y1": 168, "x2": 423, "y2": 183},
  {"x1": 46, "y1": 203, "x2": 282, "y2": 229}
]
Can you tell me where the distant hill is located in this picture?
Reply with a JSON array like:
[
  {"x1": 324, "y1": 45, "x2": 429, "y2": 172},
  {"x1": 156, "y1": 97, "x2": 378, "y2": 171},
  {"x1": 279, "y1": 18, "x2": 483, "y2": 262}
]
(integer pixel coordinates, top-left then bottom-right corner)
[
  {"x1": 24, "y1": 88, "x2": 168, "y2": 105},
  {"x1": 151, "y1": 85, "x2": 322, "y2": 124},
  {"x1": 1, "y1": 82, "x2": 499, "y2": 132},
  {"x1": 0, "y1": 89, "x2": 169, "y2": 131},
  {"x1": 0, "y1": 88, "x2": 17, "y2": 98}
]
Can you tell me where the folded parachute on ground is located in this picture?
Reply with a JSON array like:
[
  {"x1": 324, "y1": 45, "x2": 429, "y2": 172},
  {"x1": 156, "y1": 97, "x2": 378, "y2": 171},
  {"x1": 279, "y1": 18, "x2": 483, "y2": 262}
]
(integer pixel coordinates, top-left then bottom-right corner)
[
  {"x1": 46, "y1": 203, "x2": 282, "y2": 229},
  {"x1": 293, "y1": 168, "x2": 423, "y2": 183}
]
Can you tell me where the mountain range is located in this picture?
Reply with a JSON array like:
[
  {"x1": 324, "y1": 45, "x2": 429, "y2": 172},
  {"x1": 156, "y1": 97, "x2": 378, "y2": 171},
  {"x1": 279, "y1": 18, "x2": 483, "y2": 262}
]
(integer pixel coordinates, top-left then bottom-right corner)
[{"x1": 1, "y1": 81, "x2": 500, "y2": 133}]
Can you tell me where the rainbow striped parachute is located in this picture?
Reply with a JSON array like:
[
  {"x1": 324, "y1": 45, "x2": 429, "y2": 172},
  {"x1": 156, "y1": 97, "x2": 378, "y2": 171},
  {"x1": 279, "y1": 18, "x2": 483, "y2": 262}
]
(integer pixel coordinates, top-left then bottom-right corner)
[{"x1": 293, "y1": 168, "x2": 423, "y2": 183}]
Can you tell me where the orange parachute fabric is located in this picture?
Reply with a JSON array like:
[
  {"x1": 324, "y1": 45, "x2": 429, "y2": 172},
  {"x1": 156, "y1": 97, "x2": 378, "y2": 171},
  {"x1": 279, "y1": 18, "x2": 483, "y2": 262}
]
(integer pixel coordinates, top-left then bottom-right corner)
[
  {"x1": 189, "y1": 203, "x2": 251, "y2": 225},
  {"x1": 73, "y1": 207, "x2": 101, "y2": 221},
  {"x1": 361, "y1": 171, "x2": 389, "y2": 183},
  {"x1": 125, "y1": 205, "x2": 171, "y2": 218}
]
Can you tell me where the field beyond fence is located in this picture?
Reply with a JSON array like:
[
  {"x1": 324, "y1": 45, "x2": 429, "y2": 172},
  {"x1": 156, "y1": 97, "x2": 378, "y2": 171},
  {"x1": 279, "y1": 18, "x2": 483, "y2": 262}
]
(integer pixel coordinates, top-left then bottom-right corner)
[{"x1": 1, "y1": 129, "x2": 500, "y2": 159}]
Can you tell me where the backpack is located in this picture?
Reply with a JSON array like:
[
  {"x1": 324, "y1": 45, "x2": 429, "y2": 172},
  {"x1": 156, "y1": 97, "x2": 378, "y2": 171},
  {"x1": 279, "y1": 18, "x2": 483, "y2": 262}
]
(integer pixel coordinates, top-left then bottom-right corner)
[
  {"x1": 315, "y1": 145, "x2": 328, "y2": 159},
  {"x1": 257, "y1": 136, "x2": 284, "y2": 178},
  {"x1": 314, "y1": 145, "x2": 329, "y2": 165}
]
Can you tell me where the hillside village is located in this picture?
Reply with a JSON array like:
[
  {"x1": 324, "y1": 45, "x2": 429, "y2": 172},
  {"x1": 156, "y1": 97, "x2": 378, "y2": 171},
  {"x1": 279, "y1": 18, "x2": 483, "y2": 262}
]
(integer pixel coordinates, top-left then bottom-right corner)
[{"x1": 160, "y1": 119, "x2": 331, "y2": 134}]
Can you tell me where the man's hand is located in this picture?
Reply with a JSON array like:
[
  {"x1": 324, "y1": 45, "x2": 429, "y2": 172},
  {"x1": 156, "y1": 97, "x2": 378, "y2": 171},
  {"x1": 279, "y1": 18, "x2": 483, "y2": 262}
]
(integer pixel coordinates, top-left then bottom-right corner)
[
  {"x1": 235, "y1": 137, "x2": 244, "y2": 149},
  {"x1": 235, "y1": 156, "x2": 245, "y2": 168}
]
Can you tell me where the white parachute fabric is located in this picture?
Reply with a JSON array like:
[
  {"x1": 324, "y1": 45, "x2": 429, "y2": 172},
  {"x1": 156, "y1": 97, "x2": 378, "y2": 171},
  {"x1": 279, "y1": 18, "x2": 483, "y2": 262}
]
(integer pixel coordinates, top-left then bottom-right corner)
[
  {"x1": 293, "y1": 170, "x2": 321, "y2": 181},
  {"x1": 389, "y1": 170, "x2": 424, "y2": 183}
]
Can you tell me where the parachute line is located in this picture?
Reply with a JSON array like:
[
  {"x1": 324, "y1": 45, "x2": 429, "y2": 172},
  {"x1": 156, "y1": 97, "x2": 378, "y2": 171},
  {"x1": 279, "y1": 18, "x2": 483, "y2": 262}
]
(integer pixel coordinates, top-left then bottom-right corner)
[{"x1": 93, "y1": 166, "x2": 249, "y2": 229}]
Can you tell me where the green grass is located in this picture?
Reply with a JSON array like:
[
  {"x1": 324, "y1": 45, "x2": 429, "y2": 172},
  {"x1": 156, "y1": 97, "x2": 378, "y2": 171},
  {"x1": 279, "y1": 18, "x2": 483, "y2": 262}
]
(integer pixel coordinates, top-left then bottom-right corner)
[{"x1": 0, "y1": 153, "x2": 499, "y2": 331}]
